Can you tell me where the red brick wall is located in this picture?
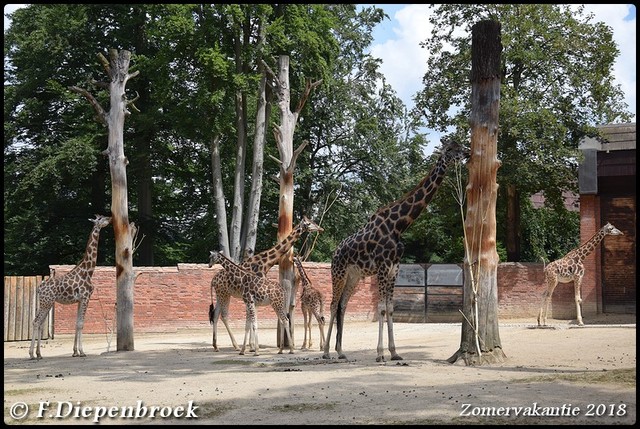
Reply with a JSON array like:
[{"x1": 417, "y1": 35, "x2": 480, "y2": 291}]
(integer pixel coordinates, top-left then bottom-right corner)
[{"x1": 50, "y1": 261, "x2": 588, "y2": 335}]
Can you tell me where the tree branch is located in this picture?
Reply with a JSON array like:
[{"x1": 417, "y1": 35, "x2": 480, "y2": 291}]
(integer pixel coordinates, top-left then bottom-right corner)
[
  {"x1": 295, "y1": 78, "x2": 322, "y2": 114},
  {"x1": 68, "y1": 85, "x2": 108, "y2": 125},
  {"x1": 97, "y1": 52, "x2": 111, "y2": 76}
]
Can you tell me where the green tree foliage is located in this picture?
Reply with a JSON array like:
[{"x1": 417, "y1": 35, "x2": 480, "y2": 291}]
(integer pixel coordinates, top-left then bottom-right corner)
[
  {"x1": 5, "y1": 4, "x2": 425, "y2": 274},
  {"x1": 413, "y1": 4, "x2": 632, "y2": 261}
]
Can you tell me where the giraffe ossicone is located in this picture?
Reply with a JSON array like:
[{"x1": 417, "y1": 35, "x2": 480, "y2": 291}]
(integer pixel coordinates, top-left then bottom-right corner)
[
  {"x1": 323, "y1": 138, "x2": 469, "y2": 362},
  {"x1": 29, "y1": 214, "x2": 112, "y2": 359},
  {"x1": 537, "y1": 222, "x2": 623, "y2": 327},
  {"x1": 208, "y1": 216, "x2": 323, "y2": 352}
]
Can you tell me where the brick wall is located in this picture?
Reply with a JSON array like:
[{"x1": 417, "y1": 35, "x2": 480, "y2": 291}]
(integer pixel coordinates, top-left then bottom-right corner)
[{"x1": 50, "y1": 261, "x2": 586, "y2": 335}]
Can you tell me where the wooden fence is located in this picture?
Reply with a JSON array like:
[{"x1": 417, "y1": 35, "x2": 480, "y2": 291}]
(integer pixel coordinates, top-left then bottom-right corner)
[{"x1": 4, "y1": 276, "x2": 53, "y2": 342}]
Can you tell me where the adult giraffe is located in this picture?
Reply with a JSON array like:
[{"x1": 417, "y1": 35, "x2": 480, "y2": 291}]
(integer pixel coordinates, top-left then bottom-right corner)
[
  {"x1": 537, "y1": 222, "x2": 623, "y2": 327},
  {"x1": 323, "y1": 138, "x2": 469, "y2": 362},
  {"x1": 29, "y1": 214, "x2": 112, "y2": 359}
]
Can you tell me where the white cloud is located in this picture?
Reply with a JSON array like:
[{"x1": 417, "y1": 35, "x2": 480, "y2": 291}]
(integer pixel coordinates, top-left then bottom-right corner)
[{"x1": 369, "y1": 4, "x2": 433, "y2": 111}]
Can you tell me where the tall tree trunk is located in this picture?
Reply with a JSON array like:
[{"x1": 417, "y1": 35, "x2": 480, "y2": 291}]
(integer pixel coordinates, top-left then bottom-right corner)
[
  {"x1": 448, "y1": 21, "x2": 506, "y2": 366},
  {"x1": 210, "y1": 135, "x2": 230, "y2": 257},
  {"x1": 241, "y1": 16, "x2": 269, "y2": 256},
  {"x1": 70, "y1": 49, "x2": 138, "y2": 351},
  {"x1": 266, "y1": 55, "x2": 321, "y2": 346}
]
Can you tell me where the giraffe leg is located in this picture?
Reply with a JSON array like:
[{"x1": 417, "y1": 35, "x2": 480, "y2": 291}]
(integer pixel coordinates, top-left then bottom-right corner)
[
  {"x1": 315, "y1": 312, "x2": 326, "y2": 351},
  {"x1": 301, "y1": 308, "x2": 309, "y2": 350},
  {"x1": 73, "y1": 300, "x2": 89, "y2": 357},
  {"x1": 538, "y1": 275, "x2": 557, "y2": 327},
  {"x1": 219, "y1": 300, "x2": 240, "y2": 351},
  {"x1": 335, "y1": 292, "x2": 351, "y2": 360},
  {"x1": 251, "y1": 313, "x2": 260, "y2": 356},
  {"x1": 574, "y1": 278, "x2": 584, "y2": 326},
  {"x1": 322, "y1": 308, "x2": 337, "y2": 360},
  {"x1": 306, "y1": 310, "x2": 313, "y2": 350},
  {"x1": 240, "y1": 304, "x2": 252, "y2": 355},
  {"x1": 385, "y1": 294, "x2": 402, "y2": 361},
  {"x1": 29, "y1": 307, "x2": 50, "y2": 360},
  {"x1": 375, "y1": 299, "x2": 386, "y2": 362},
  {"x1": 335, "y1": 275, "x2": 358, "y2": 360}
]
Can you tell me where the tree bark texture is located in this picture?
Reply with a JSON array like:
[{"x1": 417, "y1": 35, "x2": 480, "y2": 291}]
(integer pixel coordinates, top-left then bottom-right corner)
[
  {"x1": 70, "y1": 49, "x2": 138, "y2": 351},
  {"x1": 99, "y1": 49, "x2": 138, "y2": 352},
  {"x1": 269, "y1": 55, "x2": 321, "y2": 346},
  {"x1": 210, "y1": 135, "x2": 230, "y2": 257},
  {"x1": 448, "y1": 20, "x2": 506, "y2": 366}
]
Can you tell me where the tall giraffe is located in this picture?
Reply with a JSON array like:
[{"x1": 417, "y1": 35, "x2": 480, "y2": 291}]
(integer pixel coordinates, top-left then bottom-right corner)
[
  {"x1": 209, "y1": 250, "x2": 295, "y2": 356},
  {"x1": 29, "y1": 214, "x2": 112, "y2": 359},
  {"x1": 208, "y1": 216, "x2": 323, "y2": 351},
  {"x1": 537, "y1": 222, "x2": 623, "y2": 327},
  {"x1": 294, "y1": 256, "x2": 325, "y2": 351},
  {"x1": 323, "y1": 138, "x2": 469, "y2": 362}
]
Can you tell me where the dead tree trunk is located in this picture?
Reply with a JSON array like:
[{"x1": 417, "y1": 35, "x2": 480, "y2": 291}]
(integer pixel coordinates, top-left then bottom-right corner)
[
  {"x1": 448, "y1": 20, "x2": 506, "y2": 366},
  {"x1": 70, "y1": 48, "x2": 139, "y2": 351},
  {"x1": 264, "y1": 55, "x2": 321, "y2": 346}
]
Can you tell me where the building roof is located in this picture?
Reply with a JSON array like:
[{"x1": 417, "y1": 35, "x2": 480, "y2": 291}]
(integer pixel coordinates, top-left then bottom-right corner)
[{"x1": 579, "y1": 122, "x2": 636, "y2": 151}]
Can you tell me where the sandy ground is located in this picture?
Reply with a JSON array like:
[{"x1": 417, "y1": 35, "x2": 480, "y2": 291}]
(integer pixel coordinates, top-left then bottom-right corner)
[{"x1": 4, "y1": 314, "x2": 636, "y2": 425}]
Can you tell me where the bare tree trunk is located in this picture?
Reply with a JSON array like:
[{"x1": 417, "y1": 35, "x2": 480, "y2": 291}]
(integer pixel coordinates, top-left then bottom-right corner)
[
  {"x1": 265, "y1": 55, "x2": 321, "y2": 347},
  {"x1": 242, "y1": 71, "x2": 270, "y2": 255},
  {"x1": 448, "y1": 20, "x2": 506, "y2": 366},
  {"x1": 229, "y1": 89, "x2": 247, "y2": 262},
  {"x1": 210, "y1": 135, "x2": 230, "y2": 257},
  {"x1": 71, "y1": 48, "x2": 139, "y2": 352}
]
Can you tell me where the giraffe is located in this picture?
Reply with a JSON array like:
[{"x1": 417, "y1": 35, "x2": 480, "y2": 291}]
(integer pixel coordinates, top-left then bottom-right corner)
[
  {"x1": 209, "y1": 250, "x2": 295, "y2": 356},
  {"x1": 208, "y1": 216, "x2": 323, "y2": 351},
  {"x1": 294, "y1": 256, "x2": 325, "y2": 351},
  {"x1": 323, "y1": 138, "x2": 469, "y2": 362},
  {"x1": 537, "y1": 222, "x2": 623, "y2": 327},
  {"x1": 29, "y1": 214, "x2": 112, "y2": 359}
]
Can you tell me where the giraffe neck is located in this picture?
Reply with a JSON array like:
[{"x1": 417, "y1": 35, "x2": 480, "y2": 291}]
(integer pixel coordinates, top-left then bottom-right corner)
[
  {"x1": 373, "y1": 154, "x2": 451, "y2": 235},
  {"x1": 570, "y1": 227, "x2": 608, "y2": 261},
  {"x1": 293, "y1": 258, "x2": 311, "y2": 290},
  {"x1": 243, "y1": 224, "x2": 304, "y2": 274},
  {"x1": 76, "y1": 226, "x2": 103, "y2": 277}
]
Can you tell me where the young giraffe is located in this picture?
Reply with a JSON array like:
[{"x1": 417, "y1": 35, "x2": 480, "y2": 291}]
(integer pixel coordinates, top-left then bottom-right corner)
[
  {"x1": 208, "y1": 216, "x2": 323, "y2": 351},
  {"x1": 293, "y1": 256, "x2": 325, "y2": 351},
  {"x1": 209, "y1": 250, "x2": 295, "y2": 356},
  {"x1": 537, "y1": 222, "x2": 623, "y2": 327},
  {"x1": 29, "y1": 214, "x2": 112, "y2": 359},
  {"x1": 323, "y1": 138, "x2": 469, "y2": 362}
]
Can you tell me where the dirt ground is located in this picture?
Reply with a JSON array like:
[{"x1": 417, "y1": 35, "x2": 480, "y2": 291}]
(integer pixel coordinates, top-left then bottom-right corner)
[{"x1": 4, "y1": 314, "x2": 636, "y2": 425}]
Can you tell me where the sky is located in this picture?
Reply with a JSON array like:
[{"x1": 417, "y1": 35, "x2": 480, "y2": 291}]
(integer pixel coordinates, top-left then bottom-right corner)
[
  {"x1": 364, "y1": 4, "x2": 636, "y2": 151},
  {"x1": 4, "y1": 4, "x2": 637, "y2": 153}
]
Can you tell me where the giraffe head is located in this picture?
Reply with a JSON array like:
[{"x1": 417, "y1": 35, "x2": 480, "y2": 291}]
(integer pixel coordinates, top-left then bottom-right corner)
[
  {"x1": 437, "y1": 136, "x2": 470, "y2": 164},
  {"x1": 208, "y1": 250, "x2": 222, "y2": 268},
  {"x1": 91, "y1": 214, "x2": 112, "y2": 229},
  {"x1": 603, "y1": 222, "x2": 623, "y2": 236},
  {"x1": 300, "y1": 216, "x2": 324, "y2": 234}
]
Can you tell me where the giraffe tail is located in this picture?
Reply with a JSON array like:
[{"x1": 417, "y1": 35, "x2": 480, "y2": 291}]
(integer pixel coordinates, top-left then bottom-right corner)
[{"x1": 208, "y1": 304, "x2": 215, "y2": 324}]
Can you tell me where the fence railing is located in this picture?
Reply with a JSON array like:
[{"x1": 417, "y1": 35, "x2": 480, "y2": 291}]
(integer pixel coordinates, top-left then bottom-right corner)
[{"x1": 4, "y1": 276, "x2": 53, "y2": 342}]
